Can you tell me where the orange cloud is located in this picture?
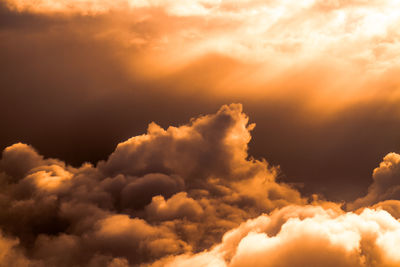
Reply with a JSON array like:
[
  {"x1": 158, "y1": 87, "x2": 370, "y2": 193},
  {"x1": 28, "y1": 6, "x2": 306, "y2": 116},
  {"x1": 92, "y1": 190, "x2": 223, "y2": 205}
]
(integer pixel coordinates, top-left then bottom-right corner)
[
  {"x1": 2, "y1": 1, "x2": 400, "y2": 265},
  {"x1": 155, "y1": 206, "x2": 400, "y2": 267},
  {"x1": 350, "y1": 153, "x2": 400, "y2": 210},
  {"x1": 4, "y1": 0, "x2": 400, "y2": 106}
]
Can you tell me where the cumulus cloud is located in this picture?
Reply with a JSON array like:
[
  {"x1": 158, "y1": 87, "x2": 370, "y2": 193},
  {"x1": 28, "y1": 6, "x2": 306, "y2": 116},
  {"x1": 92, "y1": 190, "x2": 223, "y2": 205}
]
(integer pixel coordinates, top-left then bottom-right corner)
[
  {"x1": 0, "y1": 231, "x2": 33, "y2": 267},
  {"x1": 1, "y1": 104, "x2": 400, "y2": 266},
  {"x1": 145, "y1": 192, "x2": 204, "y2": 221},
  {"x1": 0, "y1": 104, "x2": 306, "y2": 266},
  {"x1": 349, "y1": 152, "x2": 400, "y2": 210},
  {"x1": 1, "y1": 143, "x2": 46, "y2": 180},
  {"x1": 154, "y1": 205, "x2": 400, "y2": 267}
]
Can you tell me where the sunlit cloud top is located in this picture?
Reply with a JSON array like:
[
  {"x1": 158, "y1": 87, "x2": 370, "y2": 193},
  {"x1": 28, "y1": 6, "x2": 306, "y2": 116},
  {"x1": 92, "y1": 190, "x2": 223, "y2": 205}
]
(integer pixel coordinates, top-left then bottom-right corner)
[
  {"x1": 6, "y1": 0, "x2": 400, "y2": 71},
  {"x1": 3, "y1": 0, "x2": 400, "y2": 106}
]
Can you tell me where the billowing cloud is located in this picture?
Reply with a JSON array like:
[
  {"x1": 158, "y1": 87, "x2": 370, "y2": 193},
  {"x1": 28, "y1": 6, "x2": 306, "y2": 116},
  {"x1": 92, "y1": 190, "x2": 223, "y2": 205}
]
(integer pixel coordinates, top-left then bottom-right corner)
[
  {"x1": 0, "y1": 104, "x2": 306, "y2": 266},
  {"x1": 350, "y1": 152, "x2": 400, "y2": 210},
  {"x1": 145, "y1": 192, "x2": 204, "y2": 221},
  {"x1": 1, "y1": 104, "x2": 400, "y2": 266},
  {"x1": 0, "y1": 231, "x2": 34, "y2": 267},
  {"x1": 2, "y1": 0, "x2": 400, "y2": 265},
  {"x1": 153, "y1": 205, "x2": 400, "y2": 267}
]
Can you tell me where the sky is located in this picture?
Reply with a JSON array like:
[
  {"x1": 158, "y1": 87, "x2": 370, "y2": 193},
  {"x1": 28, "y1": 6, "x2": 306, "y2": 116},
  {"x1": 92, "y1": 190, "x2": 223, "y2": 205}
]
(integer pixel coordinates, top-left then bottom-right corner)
[{"x1": 1, "y1": 0, "x2": 400, "y2": 266}]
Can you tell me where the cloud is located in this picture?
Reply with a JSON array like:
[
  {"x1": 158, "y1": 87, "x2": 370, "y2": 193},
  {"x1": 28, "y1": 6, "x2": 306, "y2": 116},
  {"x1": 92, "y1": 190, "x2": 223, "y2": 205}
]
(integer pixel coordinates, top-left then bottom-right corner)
[
  {"x1": 1, "y1": 0, "x2": 400, "y2": 203},
  {"x1": 370, "y1": 200, "x2": 400, "y2": 219},
  {"x1": 1, "y1": 143, "x2": 45, "y2": 179},
  {"x1": 154, "y1": 205, "x2": 400, "y2": 267},
  {"x1": 145, "y1": 192, "x2": 204, "y2": 221},
  {"x1": 0, "y1": 231, "x2": 33, "y2": 267},
  {"x1": 2, "y1": 0, "x2": 400, "y2": 265},
  {"x1": 90, "y1": 214, "x2": 190, "y2": 262},
  {"x1": 1, "y1": 103, "x2": 400, "y2": 266},
  {"x1": 4, "y1": 0, "x2": 400, "y2": 78},
  {"x1": 350, "y1": 152, "x2": 400, "y2": 209},
  {"x1": 99, "y1": 104, "x2": 257, "y2": 181},
  {"x1": 0, "y1": 104, "x2": 306, "y2": 266},
  {"x1": 120, "y1": 173, "x2": 184, "y2": 210}
]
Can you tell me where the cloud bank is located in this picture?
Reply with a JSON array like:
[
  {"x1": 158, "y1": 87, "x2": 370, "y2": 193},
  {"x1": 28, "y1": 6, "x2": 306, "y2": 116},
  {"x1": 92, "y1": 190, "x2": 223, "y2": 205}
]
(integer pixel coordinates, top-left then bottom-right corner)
[
  {"x1": 1, "y1": 104, "x2": 400, "y2": 266},
  {"x1": 2, "y1": 1, "x2": 400, "y2": 266},
  {"x1": 153, "y1": 206, "x2": 400, "y2": 267},
  {"x1": 2, "y1": 0, "x2": 400, "y2": 202},
  {"x1": 5, "y1": 0, "x2": 400, "y2": 97}
]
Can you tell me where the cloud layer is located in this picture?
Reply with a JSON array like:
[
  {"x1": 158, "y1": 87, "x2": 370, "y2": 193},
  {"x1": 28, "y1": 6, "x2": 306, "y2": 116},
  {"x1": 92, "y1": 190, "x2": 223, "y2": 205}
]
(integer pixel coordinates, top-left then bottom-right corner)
[
  {"x1": 2, "y1": 2, "x2": 400, "y2": 265},
  {"x1": 5, "y1": 0, "x2": 400, "y2": 76},
  {"x1": 1, "y1": 0, "x2": 400, "y2": 202},
  {"x1": 5, "y1": 0, "x2": 400, "y2": 101},
  {"x1": 0, "y1": 104, "x2": 400, "y2": 266}
]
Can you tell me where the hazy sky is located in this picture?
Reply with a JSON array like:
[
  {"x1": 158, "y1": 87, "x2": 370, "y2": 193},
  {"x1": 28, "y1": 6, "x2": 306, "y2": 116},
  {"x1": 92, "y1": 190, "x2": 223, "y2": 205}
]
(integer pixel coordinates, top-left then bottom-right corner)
[{"x1": 1, "y1": 1, "x2": 400, "y2": 266}]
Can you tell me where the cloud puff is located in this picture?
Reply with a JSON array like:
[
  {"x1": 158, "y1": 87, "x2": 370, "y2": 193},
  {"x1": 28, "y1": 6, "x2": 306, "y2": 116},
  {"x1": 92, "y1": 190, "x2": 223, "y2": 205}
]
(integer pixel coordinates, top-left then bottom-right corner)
[
  {"x1": 350, "y1": 152, "x2": 400, "y2": 210},
  {"x1": 145, "y1": 192, "x2": 204, "y2": 221},
  {"x1": 154, "y1": 205, "x2": 400, "y2": 267},
  {"x1": 1, "y1": 143, "x2": 45, "y2": 179},
  {"x1": 99, "y1": 104, "x2": 257, "y2": 180},
  {"x1": 0, "y1": 231, "x2": 33, "y2": 267}
]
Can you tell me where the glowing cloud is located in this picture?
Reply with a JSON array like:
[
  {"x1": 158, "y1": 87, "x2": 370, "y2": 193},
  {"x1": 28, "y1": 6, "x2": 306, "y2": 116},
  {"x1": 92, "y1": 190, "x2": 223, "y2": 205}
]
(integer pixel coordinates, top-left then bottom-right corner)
[
  {"x1": 155, "y1": 206, "x2": 400, "y2": 267},
  {"x1": 2, "y1": 1, "x2": 400, "y2": 265},
  {"x1": 5, "y1": 0, "x2": 400, "y2": 71}
]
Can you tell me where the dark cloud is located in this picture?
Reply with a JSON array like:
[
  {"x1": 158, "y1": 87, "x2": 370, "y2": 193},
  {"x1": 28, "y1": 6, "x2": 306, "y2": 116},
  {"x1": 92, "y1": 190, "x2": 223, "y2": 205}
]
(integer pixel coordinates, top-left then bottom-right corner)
[
  {"x1": 350, "y1": 152, "x2": 400, "y2": 209},
  {"x1": 0, "y1": 104, "x2": 305, "y2": 266},
  {"x1": 1, "y1": 102, "x2": 400, "y2": 266},
  {"x1": 145, "y1": 192, "x2": 204, "y2": 221},
  {"x1": 120, "y1": 174, "x2": 184, "y2": 210}
]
